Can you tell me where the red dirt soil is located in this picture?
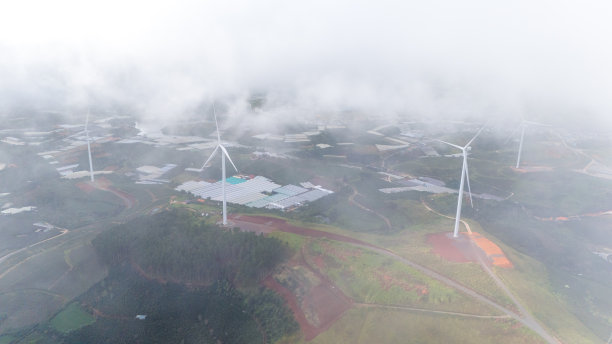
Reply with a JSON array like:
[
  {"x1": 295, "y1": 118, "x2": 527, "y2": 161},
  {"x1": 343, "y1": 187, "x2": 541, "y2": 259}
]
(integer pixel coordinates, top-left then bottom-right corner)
[
  {"x1": 263, "y1": 263, "x2": 352, "y2": 341},
  {"x1": 427, "y1": 232, "x2": 513, "y2": 268},
  {"x1": 298, "y1": 247, "x2": 353, "y2": 334},
  {"x1": 373, "y1": 271, "x2": 428, "y2": 295},
  {"x1": 468, "y1": 233, "x2": 513, "y2": 268},
  {"x1": 95, "y1": 177, "x2": 137, "y2": 209},
  {"x1": 230, "y1": 218, "x2": 278, "y2": 234},
  {"x1": 75, "y1": 177, "x2": 137, "y2": 209},
  {"x1": 263, "y1": 275, "x2": 319, "y2": 340},
  {"x1": 427, "y1": 232, "x2": 474, "y2": 263},
  {"x1": 76, "y1": 181, "x2": 96, "y2": 193},
  {"x1": 510, "y1": 166, "x2": 553, "y2": 173}
]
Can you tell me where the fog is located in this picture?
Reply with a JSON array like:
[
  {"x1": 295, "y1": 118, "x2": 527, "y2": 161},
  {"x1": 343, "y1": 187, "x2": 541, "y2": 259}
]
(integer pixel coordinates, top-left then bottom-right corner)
[{"x1": 1, "y1": 0, "x2": 611, "y2": 129}]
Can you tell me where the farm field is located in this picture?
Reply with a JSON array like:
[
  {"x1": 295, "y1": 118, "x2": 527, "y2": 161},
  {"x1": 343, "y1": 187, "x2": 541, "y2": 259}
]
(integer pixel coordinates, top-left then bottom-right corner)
[
  {"x1": 49, "y1": 302, "x2": 95, "y2": 334},
  {"x1": 304, "y1": 307, "x2": 544, "y2": 344}
]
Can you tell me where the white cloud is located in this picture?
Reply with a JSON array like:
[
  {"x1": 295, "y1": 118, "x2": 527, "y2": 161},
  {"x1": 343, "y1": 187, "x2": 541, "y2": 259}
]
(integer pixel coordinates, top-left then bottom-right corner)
[{"x1": 1, "y1": 0, "x2": 611, "y2": 127}]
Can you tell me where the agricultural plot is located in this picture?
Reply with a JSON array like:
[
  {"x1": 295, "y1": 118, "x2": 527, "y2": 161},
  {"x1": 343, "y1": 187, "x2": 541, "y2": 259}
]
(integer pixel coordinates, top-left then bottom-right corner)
[
  {"x1": 0, "y1": 290, "x2": 65, "y2": 333},
  {"x1": 0, "y1": 335, "x2": 15, "y2": 344},
  {"x1": 305, "y1": 307, "x2": 545, "y2": 344},
  {"x1": 49, "y1": 302, "x2": 95, "y2": 334},
  {"x1": 510, "y1": 170, "x2": 612, "y2": 217},
  {"x1": 302, "y1": 239, "x2": 498, "y2": 315},
  {"x1": 234, "y1": 214, "x2": 541, "y2": 342}
]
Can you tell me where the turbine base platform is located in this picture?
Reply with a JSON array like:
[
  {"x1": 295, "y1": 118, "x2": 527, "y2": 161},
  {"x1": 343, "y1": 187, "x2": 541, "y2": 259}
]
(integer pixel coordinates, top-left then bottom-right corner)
[{"x1": 216, "y1": 220, "x2": 236, "y2": 228}]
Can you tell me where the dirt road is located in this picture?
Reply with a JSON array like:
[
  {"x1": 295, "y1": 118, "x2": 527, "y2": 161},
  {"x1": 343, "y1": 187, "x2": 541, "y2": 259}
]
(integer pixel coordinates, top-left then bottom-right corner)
[{"x1": 347, "y1": 185, "x2": 392, "y2": 230}]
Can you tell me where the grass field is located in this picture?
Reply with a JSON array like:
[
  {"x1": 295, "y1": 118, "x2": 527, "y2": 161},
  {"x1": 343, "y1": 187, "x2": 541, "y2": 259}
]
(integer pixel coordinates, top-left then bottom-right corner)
[
  {"x1": 303, "y1": 238, "x2": 499, "y2": 316},
  {"x1": 268, "y1": 231, "x2": 307, "y2": 251},
  {"x1": 0, "y1": 290, "x2": 65, "y2": 333},
  {"x1": 254, "y1": 201, "x2": 517, "y2": 310},
  {"x1": 262, "y1": 190, "x2": 604, "y2": 343},
  {"x1": 49, "y1": 302, "x2": 95, "y2": 334},
  {"x1": 496, "y1": 250, "x2": 603, "y2": 344},
  {"x1": 298, "y1": 307, "x2": 545, "y2": 344},
  {"x1": 0, "y1": 335, "x2": 15, "y2": 344}
]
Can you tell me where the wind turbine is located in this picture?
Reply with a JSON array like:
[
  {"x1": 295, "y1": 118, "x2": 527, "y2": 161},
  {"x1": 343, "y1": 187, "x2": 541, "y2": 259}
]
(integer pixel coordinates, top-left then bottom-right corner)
[
  {"x1": 201, "y1": 104, "x2": 238, "y2": 226},
  {"x1": 514, "y1": 120, "x2": 550, "y2": 169},
  {"x1": 64, "y1": 110, "x2": 95, "y2": 182},
  {"x1": 437, "y1": 126, "x2": 485, "y2": 238}
]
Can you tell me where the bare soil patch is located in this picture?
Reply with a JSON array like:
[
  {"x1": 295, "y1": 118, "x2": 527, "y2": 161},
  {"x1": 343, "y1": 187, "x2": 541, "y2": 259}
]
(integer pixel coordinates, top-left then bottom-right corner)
[
  {"x1": 94, "y1": 177, "x2": 137, "y2": 209},
  {"x1": 427, "y1": 232, "x2": 513, "y2": 268},
  {"x1": 230, "y1": 216, "x2": 277, "y2": 234},
  {"x1": 511, "y1": 166, "x2": 554, "y2": 173},
  {"x1": 427, "y1": 232, "x2": 476, "y2": 263},
  {"x1": 75, "y1": 182, "x2": 95, "y2": 193},
  {"x1": 468, "y1": 233, "x2": 513, "y2": 268}
]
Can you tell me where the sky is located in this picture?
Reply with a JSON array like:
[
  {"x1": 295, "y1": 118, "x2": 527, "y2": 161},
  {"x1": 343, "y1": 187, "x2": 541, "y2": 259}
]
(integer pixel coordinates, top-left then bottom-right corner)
[{"x1": 0, "y1": 0, "x2": 611, "y2": 129}]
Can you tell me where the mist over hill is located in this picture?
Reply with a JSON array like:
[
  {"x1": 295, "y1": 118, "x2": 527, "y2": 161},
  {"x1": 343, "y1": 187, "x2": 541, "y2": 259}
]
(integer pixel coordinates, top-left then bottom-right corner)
[
  {"x1": 2, "y1": 2, "x2": 612, "y2": 344},
  {"x1": 1, "y1": 1, "x2": 612, "y2": 132}
]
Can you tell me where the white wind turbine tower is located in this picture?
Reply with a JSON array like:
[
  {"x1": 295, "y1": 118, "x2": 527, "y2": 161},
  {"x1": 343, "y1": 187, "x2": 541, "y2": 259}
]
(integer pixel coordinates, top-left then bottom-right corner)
[
  {"x1": 437, "y1": 126, "x2": 485, "y2": 238},
  {"x1": 64, "y1": 110, "x2": 95, "y2": 182},
  {"x1": 201, "y1": 104, "x2": 239, "y2": 226},
  {"x1": 514, "y1": 120, "x2": 550, "y2": 169}
]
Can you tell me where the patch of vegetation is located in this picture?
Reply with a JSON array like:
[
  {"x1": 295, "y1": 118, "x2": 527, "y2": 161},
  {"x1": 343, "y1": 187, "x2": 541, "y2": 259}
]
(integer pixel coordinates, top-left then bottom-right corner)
[
  {"x1": 49, "y1": 303, "x2": 95, "y2": 334},
  {"x1": 13, "y1": 209, "x2": 299, "y2": 343},
  {"x1": 93, "y1": 208, "x2": 288, "y2": 286},
  {"x1": 268, "y1": 231, "x2": 307, "y2": 252},
  {"x1": 60, "y1": 268, "x2": 297, "y2": 344},
  {"x1": 305, "y1": 239, "x2": 498, "y2": 315},
  {"x1": 32, "y1": 181, "x2": 124, "y2": 228},
  {"x1": 0, "y1": 335, "x2": 15, "y2": 344},
  {"x1": 496, "y1": 248, "x2": 602, "y2": 344},
  {"x1": 306, "y1": 307, "x2": 545, "y2": 344},
  {"x1": 510, "y1": 171, "x2": 612, "y2": 217}
]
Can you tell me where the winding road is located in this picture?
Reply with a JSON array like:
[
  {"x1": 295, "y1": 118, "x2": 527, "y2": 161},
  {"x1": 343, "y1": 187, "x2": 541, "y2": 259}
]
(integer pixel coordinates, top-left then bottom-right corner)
[{"x1": 347, "y1": 184, "x2": 392, "y2": 230}]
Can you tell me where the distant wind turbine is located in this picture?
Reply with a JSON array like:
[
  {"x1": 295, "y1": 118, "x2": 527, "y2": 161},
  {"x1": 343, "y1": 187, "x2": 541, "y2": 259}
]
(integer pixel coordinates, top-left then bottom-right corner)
[
  {"x1": 514, "y1": 120, "x2": 551, "y2": 169},
  {"x1": 201, "y1": 103, "x2": 239, "y2": 226},
  {"x1": 437, "y1": 126, "x2": 485, "y2": 238},
  {"x1": 64, "y1": 110, "x2": 95, "y2": 182}
]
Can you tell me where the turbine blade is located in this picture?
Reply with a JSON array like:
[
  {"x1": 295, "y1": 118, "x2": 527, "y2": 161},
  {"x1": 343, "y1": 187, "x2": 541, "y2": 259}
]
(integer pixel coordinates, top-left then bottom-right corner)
[
  {"x1": 435, "y1": 139, "x2": 463, "y2": 150},
  {"x1": 201, "y1": 145, "x2": 220, "y2": 169},
  {"x1": 464, "y1": 157, "x2": 473, "y2": 208},
  {"x1": 219, "y1": 145, "x2": 239, "y2": 172},
  {"x1": 465, "y1": 124, "x2": 486, "y2": 148},
  {"x1": 213, "y1": 102, "x2": 221, "y2": 143},
  {"x1": 87, "y1": 137, "x2": 94, "y2": 182}
]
